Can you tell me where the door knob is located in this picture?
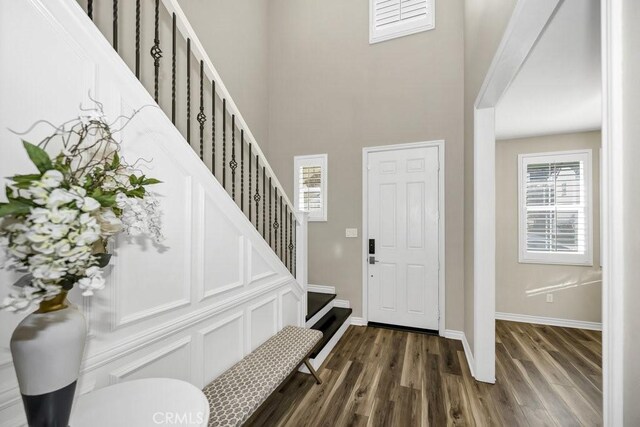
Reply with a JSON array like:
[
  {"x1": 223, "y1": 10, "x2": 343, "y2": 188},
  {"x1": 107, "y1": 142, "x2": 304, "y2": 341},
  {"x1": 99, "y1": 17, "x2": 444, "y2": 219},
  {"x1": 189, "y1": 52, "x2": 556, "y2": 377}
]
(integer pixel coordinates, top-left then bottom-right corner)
[{"x1": 369, "y1": 256, "x2": 379, "y2": 265}]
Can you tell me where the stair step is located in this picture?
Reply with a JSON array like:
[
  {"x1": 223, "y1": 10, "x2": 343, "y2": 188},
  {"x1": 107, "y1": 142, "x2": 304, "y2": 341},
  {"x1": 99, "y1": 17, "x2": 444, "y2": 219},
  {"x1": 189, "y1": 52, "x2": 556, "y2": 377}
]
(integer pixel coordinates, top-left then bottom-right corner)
[
  {"x1": 306, "y1": 292, "x2": 336, "y2": 321},
  {"x1": 309, "y1": 307, "x2": 352, "y2": 358}
]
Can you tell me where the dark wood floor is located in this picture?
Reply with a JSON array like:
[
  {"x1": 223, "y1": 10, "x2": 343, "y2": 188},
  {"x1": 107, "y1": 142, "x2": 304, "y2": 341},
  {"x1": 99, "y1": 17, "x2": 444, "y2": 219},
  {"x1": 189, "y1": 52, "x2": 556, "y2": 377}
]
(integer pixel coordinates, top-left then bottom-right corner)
[{"x1": 248, "y1": 320, "x2": 602, "y2": 426}]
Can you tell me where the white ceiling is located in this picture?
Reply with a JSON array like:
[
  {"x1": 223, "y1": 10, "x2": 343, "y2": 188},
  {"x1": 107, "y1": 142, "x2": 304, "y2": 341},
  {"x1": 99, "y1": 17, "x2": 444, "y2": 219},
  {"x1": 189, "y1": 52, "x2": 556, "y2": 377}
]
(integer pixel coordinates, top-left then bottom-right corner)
[{"x1": 495, "y1": 0, "x2": 601, "y2": 141}]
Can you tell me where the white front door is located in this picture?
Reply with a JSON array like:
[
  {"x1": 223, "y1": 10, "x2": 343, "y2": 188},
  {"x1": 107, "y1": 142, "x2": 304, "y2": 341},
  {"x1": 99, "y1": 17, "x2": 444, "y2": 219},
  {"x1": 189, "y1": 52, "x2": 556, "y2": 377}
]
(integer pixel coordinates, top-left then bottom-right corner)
[{"x1": 366, "y1": 145, "x2": 440, "y2": 330}]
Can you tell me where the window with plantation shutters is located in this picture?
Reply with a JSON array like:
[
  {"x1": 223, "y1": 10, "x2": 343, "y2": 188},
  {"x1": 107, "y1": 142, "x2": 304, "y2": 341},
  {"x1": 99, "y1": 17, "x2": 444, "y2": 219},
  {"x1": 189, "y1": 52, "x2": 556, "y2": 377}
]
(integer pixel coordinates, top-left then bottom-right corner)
[
  {"x1": 369, "y1": 0, "x2": 435, "y2": 44},
  {"x1": 518, "y1": 150, "x2": 593, "y2": 265},
  {"x1": 294, "y1": 154, "x2": 328, "y2": 222}
]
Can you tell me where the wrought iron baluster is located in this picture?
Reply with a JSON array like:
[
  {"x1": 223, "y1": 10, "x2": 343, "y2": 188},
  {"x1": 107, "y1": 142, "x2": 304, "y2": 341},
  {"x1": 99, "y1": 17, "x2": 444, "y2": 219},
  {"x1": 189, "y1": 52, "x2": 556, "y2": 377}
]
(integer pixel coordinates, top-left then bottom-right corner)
[
  {"x1": 186, "y1": 39, "x2": 191, "y2": 144},
  {"x1": 254, "y1": 155, "x2": 260, "y2": 228},
  {"x1": 151, "y1": 0, "x2": 162, "y2": 102},
  {"x1": 113, "y1": 0, "x2": 118, "y2": 51},
  {"x1": 222, "y1": 99, "x2": 226, "y2": 189},
  {"x1": 211, "y1": 81, "x2": 216, "y2": 175},
  {"x1": 88, "y1": 0, "x2": 93, "y2": 20},
  {"x1": 231, "y1": 116, "x2": 237, "y2": 200},
  {"x1": 293, "y1": 219, "x2": 296, "y2": 277},
  {"x1": 171, "y1": 13, "x2": 176, "y2": 123},
  {"x1": 240, "y1": 130, "x2": 244, "y2": 211},
  {"x1": 262, "y1": 167, "x2": 266, "y2": 237},
  {"x1": 280, "y1": 196, "x2": 284, "y2": 260},
  {"x1": 269, "y1": 178, "x2": 272, "y2": 246},
  {"x1": 135, "y1": 0, "x2": 141, "y2": 77},
  {"x1": 289, "y1": 212, "x2": 294, "y2": 273},
  {"x1": 274, "y1": 189, "x2": 279, "y2": 256},
  {"x1": 248, "y1": 143, "x2": 252, "y2": 221},
  {"x1": 284, "y1": 208, "x2": 288, "y2": 267},
  {"x1": 198, "y1": 61, "x2": 206, "y2": 160}
]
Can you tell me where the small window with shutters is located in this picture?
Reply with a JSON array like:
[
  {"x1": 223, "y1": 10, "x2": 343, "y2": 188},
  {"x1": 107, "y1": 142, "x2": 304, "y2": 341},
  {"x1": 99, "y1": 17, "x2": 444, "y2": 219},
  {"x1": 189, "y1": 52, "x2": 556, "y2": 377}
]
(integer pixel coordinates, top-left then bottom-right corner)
[
  {"x1": 294, "y1": 154, "x2": 328, "y2": 222},
  {"x1": 369, "y1": 0, "x2": 435, "y2": 44},
  {"x1": 518, "y1": 150, "x2": 593, "y2": 266}
]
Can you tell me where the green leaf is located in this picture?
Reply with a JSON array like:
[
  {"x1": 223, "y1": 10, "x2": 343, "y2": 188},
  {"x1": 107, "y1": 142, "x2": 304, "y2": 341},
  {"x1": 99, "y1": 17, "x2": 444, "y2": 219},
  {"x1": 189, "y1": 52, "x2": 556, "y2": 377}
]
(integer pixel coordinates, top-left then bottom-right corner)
[
  {"x1": 11, "y1": 174, "x2": 41, "y2": 183},
  {"x1": 22, "y1": 141, "x2": 52, "y2": 173},
  {"x1": 142, "y1": 178, "x2": 162, "y2": 185},
  {"x1": 0, "y1": 201, "x2": 31, "y2": 217},
  {"x1": 126, "y1": 187, "x2": 145, "y2": 198},
  {"x1": 111, "y1": 152, "x2": 120, "y2": 169},
  {"x1": 94, "y1": 194, "x2": 116, "y2": 207}
]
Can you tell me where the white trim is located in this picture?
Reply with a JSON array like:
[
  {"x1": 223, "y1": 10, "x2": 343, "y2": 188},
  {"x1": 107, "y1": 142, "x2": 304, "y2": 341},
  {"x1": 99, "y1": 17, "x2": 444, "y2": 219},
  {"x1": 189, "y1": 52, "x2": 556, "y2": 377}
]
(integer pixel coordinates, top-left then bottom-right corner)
[
  {"x1": 350, "y1": 317, "x2": 368, "y2": 327},
  {"x1": 361, "y1": 140, "x2": 446, "y2": 335},
  {"x1": 496, "y1": 312, "x2": 602, "y2": 331},
  {"x1": 301, "y1": 318, "x2": 351, "y2": 372},
  {"x1": 472, "y1": 0, "x2": 562, "y2": 385},
  {"x1": 442, "y1": 330, "x2": 475, "y2": 378},
  {"x1": 517, "y1": 149, "x2": 594, "y2": 266},
  {"x1": 602, "y1": 0, "x2": 624, "y2": 423},
  {"x1": 333, "y1": 299, "x2": 350, "y2": 309},
  {"x1": 293, "y1": 154, "x2": 328, "y2": 222},
  {"x1": 307, "y1": 284, "x2": 336, "y2": 294},
  {"x1": 305, "y1": 300, "x2": 334, "y2": 328}
]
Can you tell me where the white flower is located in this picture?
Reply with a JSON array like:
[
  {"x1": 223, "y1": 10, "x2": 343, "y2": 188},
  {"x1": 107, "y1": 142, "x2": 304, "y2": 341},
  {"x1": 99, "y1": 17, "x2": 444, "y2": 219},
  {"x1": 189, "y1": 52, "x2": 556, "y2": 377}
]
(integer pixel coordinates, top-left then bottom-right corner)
[
  {"x1": 47, "y1": 188, "x2": 76, "y2": 208},
  {"x1": 40, "y1": 170, "x2": 64, "y2": 189},
  {"x1": 78, "y1": 269, "x2": 105, "y2": 297},
  {"x1": 80, "y1": 197, "x2": 100, "y2": 212},
  {"x1": 49, "y1": 208, "x2": 78, "y2": 224},
  {"x1": 29, "y1": 186, "x2": 49, "y2": 205},
  {"x1": 29, "y1": 208, "x2": 50, "y2": 224},
  {"x1": 115, "y1": 192, "x2": 128, "y2": 209}
]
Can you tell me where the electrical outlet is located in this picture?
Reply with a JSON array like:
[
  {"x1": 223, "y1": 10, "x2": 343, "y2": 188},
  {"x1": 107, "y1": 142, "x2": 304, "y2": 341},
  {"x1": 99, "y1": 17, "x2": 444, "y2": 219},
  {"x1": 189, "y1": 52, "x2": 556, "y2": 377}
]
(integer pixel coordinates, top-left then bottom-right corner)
[
  {"x1": 345, "y1": 228, "x2": 358, "y2": 238},
  {"x1": 546, "y1": 293, "x2": 553, "y2": 303}
]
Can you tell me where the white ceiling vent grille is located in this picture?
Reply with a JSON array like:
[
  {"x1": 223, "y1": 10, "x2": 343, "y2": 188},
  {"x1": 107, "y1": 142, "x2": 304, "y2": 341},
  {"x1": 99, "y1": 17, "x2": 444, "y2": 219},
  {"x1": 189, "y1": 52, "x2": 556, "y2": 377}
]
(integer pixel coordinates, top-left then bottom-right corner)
[{"x1": 370, "y1": 0, "x2": 435, "y2": 44}]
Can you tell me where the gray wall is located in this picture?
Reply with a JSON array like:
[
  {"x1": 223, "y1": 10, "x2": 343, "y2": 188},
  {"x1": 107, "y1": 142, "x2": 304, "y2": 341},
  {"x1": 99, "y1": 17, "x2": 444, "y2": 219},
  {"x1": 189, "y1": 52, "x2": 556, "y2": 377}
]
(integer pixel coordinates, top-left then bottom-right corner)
[
  {"x1": 622, "y1": 0, "x2": 640, "y2": 423},
  {"x1": 496, "y1": 132, "x2": 602, "y2": 323},
  {"x1": 179, "y1": 0, "x2": 270, "y2": 149},
  {"x1": 463, "y1": 0, "x2": 518, "y2": 353},
  {"x1": 267, "y1": 0, "x2": 465, "y2": 328}
]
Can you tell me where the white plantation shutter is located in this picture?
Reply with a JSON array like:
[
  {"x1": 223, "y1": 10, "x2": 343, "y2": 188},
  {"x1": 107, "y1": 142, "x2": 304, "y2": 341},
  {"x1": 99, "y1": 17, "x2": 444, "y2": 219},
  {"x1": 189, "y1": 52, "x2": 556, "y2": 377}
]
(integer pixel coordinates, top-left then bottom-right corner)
[
  {"x1": 518, "y1": 150, "x2": 593, "y2": 265},
  {"x1": 370, "y1": 0, "x2": 435, "y2": 44},
  {"x1": 294, "y1": 154, "x2": 328, "y2": 221}
]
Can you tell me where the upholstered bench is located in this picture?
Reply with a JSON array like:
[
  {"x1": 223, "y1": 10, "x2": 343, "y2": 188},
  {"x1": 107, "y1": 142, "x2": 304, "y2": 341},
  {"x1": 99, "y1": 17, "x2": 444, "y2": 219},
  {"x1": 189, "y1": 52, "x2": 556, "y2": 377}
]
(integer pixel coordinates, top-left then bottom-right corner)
[{"x1": 203, "y1": 325, "x2": 323, "y2": 427}]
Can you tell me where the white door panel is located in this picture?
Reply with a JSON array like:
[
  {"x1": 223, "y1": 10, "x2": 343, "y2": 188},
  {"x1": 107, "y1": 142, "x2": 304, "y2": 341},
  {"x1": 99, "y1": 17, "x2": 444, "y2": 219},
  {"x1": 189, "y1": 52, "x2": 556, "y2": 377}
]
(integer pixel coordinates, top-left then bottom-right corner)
[{"x1": 367, "y1": 146, "x2": 440, "y2": 330}]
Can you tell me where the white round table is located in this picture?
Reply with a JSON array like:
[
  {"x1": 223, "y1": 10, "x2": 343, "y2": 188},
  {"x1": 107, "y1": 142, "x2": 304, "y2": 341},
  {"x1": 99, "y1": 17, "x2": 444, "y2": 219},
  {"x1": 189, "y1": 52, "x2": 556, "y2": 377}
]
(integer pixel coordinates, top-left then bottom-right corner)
[{"x1": 70, "y1": 378, "x2": 209, "y2": 427}]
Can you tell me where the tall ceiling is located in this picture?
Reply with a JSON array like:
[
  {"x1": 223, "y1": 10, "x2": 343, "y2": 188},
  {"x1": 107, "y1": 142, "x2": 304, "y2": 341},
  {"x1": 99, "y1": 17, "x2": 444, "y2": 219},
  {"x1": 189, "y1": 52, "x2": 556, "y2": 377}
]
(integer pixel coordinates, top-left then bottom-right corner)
[{"x1": 495, "y1": 0, "x2": 601, "y2": 140}]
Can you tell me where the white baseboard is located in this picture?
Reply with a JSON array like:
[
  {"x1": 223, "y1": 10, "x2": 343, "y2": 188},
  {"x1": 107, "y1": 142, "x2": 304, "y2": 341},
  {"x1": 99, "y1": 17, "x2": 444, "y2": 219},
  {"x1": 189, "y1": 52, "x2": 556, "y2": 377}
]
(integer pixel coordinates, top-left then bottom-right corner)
[
  {"x1": 496, "y1": 312, "x2": 603, "y2": 331},
  {"x1": 442, "y1": 329, "x2": 476, "y2": 379},
  {"x1": 333, "y1": 299, "x2": 350, "y2": 309},
  {"x1": 350, "y1": 317, "x2": 367, "y2": 326},
  {"x1": 308, "y1": 284, "x2": 336, "y2": 294}
]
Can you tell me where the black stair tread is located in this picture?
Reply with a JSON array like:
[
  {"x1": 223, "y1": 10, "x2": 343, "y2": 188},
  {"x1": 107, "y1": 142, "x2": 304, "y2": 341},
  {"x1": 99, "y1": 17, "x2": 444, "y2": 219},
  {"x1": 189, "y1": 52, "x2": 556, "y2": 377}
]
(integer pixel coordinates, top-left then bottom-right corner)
[
  {"x1": 309, "y1": 307, "x2": 352, "y2": 358},
  {"x1": 306, "y1": 292, "x2": 337, "y2": 321}
]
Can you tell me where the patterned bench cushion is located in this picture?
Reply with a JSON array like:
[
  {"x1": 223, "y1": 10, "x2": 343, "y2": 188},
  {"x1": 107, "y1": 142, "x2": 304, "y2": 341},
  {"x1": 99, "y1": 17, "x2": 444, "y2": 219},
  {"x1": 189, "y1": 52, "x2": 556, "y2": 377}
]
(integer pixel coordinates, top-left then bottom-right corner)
[{"x1": 203, "y1": 326, "x2": 323, "y2": 427}]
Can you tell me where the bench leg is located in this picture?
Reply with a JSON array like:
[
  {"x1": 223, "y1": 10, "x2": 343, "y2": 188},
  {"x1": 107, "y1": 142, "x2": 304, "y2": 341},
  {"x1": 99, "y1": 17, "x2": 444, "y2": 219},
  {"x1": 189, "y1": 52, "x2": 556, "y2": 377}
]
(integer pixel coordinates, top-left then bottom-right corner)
[{"x1": 304, "y1": 359, "x2": 322, "y2": 385}]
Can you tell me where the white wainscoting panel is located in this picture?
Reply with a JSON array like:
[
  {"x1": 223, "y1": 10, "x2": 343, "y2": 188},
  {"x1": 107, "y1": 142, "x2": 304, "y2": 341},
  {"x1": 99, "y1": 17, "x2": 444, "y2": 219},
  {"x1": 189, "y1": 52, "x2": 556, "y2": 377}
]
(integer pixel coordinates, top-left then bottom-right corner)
[
  {"x1": 197, "y1": 312, "x2": 244, "y2": 387},
  {"x1": 0, "y1": 1, "x2": 305, "y2": 424},
  {"x1": 247, "y1": 297, "x2": 279, "y2": 352},
  {"x1": 108, "y1": 337, "x2": 193, "y2": 384}
]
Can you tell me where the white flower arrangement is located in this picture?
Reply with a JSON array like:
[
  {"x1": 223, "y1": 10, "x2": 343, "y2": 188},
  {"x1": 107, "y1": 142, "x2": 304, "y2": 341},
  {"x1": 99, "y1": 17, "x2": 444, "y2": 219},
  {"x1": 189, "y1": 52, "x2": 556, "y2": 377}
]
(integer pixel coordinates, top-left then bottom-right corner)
[{"x1": 0, "y1": 103, "x2": 163, "y2": 311}]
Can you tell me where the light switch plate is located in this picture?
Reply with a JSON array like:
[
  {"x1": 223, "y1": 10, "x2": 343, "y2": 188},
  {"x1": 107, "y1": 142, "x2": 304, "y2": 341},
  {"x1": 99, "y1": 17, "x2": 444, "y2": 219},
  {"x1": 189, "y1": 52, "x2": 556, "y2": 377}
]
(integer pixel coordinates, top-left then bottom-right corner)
[{"x1": 345, "y1": 228, "x2": 358, "y2": 238}]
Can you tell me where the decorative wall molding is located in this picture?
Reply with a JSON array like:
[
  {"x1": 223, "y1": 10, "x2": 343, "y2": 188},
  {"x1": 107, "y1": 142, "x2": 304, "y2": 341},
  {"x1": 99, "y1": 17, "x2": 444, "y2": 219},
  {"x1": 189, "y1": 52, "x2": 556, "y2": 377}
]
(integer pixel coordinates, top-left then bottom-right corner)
[
  {"x1": 247, "y1": 296, "x2": 278, "y2": 352},
  {"x1": 108, "y1": 337, "x2": 192, "y2": 385},
  {"x1": 308, "y1": 284, "x2": 336, "y2": 294},
  {"x1": 196, "y1": 311, "x2": 244, "y2": 388},
  {"x1": 496, "y1": 312, "x2": 603, "y2": 331}
]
